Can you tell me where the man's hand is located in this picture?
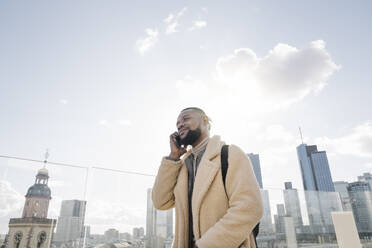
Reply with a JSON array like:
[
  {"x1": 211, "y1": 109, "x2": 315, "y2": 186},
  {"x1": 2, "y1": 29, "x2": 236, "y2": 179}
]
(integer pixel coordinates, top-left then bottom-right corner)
[{"x1": 169, "y1": 132, "x2": 187, "y2": 159}]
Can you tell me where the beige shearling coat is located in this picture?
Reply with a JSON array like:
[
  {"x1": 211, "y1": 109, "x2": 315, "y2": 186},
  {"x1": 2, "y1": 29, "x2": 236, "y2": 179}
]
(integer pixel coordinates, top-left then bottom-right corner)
[{"x1": 152, "y1": 135, "x2": 263, "y2": 248}]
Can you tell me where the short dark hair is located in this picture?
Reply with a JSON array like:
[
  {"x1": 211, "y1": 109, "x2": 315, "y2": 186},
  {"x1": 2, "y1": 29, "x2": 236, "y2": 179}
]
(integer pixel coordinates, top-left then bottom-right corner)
[
  {"x1": 181, "y1": 107, "x2": 211, "y2": 130},
  {"x1": 181, "y1": 107, "x2": 207, "y2": 116}
]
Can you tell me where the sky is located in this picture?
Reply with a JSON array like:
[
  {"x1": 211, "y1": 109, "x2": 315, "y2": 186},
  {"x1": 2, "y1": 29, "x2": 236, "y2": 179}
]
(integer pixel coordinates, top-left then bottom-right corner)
[{"x1": 1, "y1": 0, "x2": 372, "y2": 235}]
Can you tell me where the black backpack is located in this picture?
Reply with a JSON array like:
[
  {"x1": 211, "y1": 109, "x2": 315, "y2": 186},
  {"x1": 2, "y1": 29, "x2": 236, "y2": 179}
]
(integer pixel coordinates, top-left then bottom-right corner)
[{"x1": 221, "y1": 145, "x2": 260, "y2": 247}]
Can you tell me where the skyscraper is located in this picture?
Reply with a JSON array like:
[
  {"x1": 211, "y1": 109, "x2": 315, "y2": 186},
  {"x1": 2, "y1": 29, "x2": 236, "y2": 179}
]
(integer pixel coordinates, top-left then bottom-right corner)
[
  {"x1": 104, "y1": 228, "x2": 119, "y2": 243},
  {"x1": 358, "y1": 172, "x2": 372, "y2": 189},
  {"x1": 146, "y1": 188, "x2": 173, "y2": 248},
  {"x1": 347, "y1": 181, "x2": 372, "y2": 235},
  {"x1": 304, "y1": 190, "x2": 342, "y2": 233},
  {"x1": 259, "y1": 190, "x2": 273, "y2": 234},
  {"x1": 296, "y1": 144, "x2": 335, "y2": 192},
  {"x1": 146, "y1": 189, "x2": 154, "y2": 242},
  {"x1": 54, "y1": 200, "x2": 87, "y2": 247},
  {"x1": 247, "y1": 153, "x2": 263, "y2": 188},
  {"x1": 283, "y1": 182, "x2": 303, "y2": 229},
  {"x1": 133, "y1": 227, "x2": 144, "y2": 239},
  {"x1": 274, "y1": 204, "x2": 286, "y2": 234},
  {"x1": 334, "y1": 181, "x2": 352, "y2": 211}
]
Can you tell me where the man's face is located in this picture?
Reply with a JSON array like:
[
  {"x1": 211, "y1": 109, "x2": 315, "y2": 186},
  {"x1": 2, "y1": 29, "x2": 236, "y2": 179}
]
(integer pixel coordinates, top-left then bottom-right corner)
[{"x1": 176, "y1": 110, "x2": 203, "y2": 146}]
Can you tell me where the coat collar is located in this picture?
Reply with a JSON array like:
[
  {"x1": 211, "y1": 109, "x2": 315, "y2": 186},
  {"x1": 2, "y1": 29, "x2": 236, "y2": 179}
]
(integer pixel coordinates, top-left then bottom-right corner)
[
  {"x1": 202, "y1": 135, "x2": 224, "y2": 161},
  {"x1": 181, "y1": 135, "x2": 222, "y2": 161},
  {"x1": 191, "y1": 135, "x2": 225, "y2": 239}
]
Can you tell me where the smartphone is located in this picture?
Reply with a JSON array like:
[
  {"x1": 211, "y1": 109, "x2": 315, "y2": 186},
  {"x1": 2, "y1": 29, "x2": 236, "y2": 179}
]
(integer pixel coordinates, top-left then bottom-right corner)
[{"x1": 175, "y1": 133, "x2": 182, "y2": 148}]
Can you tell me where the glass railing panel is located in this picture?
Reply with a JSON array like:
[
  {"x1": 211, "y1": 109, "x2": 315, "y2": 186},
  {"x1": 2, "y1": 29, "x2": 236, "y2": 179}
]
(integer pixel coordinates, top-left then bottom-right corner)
[
  {"x1": 349, "y1": 191, "x2": 372, "y2": 247},
  {"x1": 257, "y1": 188, "x2": 343, "y2": 248},
  {"x1": 84, "y1": 167, "x2": 156, "y2": 247},
  {"x1": 3, "y1": 155, "x2": 372, "y2": 248}
]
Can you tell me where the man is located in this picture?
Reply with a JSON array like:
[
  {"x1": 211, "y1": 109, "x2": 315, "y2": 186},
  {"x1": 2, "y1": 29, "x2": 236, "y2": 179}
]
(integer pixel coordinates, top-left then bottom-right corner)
[{"x1": 152, "y1": 107, "x2": 263, "y2": 248}]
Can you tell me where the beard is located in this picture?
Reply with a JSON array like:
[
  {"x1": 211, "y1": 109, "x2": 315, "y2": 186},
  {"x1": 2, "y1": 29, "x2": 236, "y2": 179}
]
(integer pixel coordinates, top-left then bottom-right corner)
[{"x1": 180, "y1": 128, "x2": 202, "y2": 146}]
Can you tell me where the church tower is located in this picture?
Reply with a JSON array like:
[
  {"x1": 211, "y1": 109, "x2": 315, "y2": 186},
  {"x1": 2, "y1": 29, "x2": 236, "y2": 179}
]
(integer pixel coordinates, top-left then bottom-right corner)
[
  {"x1": 4, "y1": 166, "x2": 56, "y2": 248},
  {"x1": 22, "y1": 168, "x2": 51, "y2": 218}
]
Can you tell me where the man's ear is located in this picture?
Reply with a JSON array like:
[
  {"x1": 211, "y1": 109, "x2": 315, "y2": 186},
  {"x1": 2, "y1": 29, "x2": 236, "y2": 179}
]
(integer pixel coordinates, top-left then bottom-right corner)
[
  {"x1": 202, "y1": 116, "x2": 211, "y2": 131},
  {"x1": 202, "y1": 116, "x2": 208, "y2": 125}
]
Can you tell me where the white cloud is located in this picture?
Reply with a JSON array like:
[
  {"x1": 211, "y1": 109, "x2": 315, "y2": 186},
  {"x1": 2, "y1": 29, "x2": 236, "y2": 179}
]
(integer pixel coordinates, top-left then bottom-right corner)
[
  {"x1": 173, "y1": 75, "x2": 221, "y2": 112},
  {"x1": 215, "y1": 40, "x2": 340, "y2": 111},
  {"x1": 0, "y1": 180, "x2": 23, "y2": 217},
  {"x1": 258, "y1": 124, "x2": 298, "y2": 144},
  {"x1": 175, "y1": 75, "x2": 209, "y2": 100},
  {"x1": 257, "y1": 125, "x2": 300, "y2": 164},
  {"x1": 118, "y1": 120, "x2": 132, "y2": 126},
  {"x1": 189, "y1": 20, "x2": 207, "y2": 31},
  {"x1": 315, "y1": 122, "x2": 372, "y2": 158},
  {"x1": 136, "y1": 28, "x2": 159, "y2": 55},
  {"x1": 98, "y1": 120, "x2": 110, "y2": 127},
  {"x1": 59, "y1": 99, "x2": 68, "y2": 105},
  {"x1": 164, "y1": 7, "x2": 187, "y2": 34}
]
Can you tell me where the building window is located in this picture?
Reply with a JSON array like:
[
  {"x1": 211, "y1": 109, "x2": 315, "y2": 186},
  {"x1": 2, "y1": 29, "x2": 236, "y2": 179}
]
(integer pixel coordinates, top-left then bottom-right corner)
[
  {"x1": 14, "y1": 231, "x2": 23, "y2": 248},
  {"x1": 37, "y1": 231, "x2": 47, "y2": 248}
]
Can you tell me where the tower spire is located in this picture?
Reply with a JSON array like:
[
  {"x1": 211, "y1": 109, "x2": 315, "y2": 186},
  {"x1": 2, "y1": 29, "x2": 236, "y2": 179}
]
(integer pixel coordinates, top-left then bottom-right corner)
[
  {"x1": 299, "y1": 127, "x2": 304, "y2": 144},
  {"x1": 43, "y1": 149, "x2": 49, "y2": 168}
]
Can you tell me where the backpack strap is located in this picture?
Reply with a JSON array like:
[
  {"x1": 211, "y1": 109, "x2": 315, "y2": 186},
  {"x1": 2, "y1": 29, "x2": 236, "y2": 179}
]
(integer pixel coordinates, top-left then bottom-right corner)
[
  {"x1": 220, "y1": 144, "x2": 260, "y2": 246},
  {"x1": 221, "y1": 145, "x2": 229, "y2": 187}
]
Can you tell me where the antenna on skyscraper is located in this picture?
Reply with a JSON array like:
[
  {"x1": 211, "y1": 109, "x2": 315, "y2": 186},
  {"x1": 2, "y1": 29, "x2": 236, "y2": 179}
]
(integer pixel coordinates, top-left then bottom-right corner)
[{"x1": 299, "y1": 127, "x2": 304, "y2": 144}]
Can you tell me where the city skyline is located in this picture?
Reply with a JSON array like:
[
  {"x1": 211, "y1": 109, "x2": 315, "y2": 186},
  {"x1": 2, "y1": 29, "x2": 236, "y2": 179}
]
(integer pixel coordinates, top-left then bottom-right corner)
[
  {"x1": 1, "y1": 140, "x2": 371, "y2": 236},
  {"x1": 2, "y1": 144, "x2": 372, "y2": 247},
  {"x1": 1, "y1": 0, "x2": 372, "y2": 245}
]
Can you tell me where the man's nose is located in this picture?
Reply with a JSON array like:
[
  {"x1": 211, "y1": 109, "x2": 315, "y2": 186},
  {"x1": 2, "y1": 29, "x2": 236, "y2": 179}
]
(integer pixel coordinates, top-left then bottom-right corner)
[{"x1": 177, "y1": 122, "x2": 184, "y2": 130}]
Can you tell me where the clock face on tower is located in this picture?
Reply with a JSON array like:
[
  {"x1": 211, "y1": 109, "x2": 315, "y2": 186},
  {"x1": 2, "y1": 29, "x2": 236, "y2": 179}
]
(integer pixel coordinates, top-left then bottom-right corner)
[{"x1": 31, "y1": 201, "x2": 40, "y2": 217}]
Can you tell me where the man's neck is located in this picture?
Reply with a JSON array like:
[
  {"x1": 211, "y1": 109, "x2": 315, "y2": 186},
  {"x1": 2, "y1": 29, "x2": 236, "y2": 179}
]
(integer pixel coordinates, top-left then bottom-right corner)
[{"x1": 191, "y1": 133, "x2": 209, "y2": 148}]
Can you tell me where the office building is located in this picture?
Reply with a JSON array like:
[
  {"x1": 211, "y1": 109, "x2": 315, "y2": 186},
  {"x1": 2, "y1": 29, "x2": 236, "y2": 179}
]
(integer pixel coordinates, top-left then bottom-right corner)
[
  {"x1": 274, "y1": 204, "x2": 286, "y2": 234},
  {"x1": 104, "y1": 229, "x2": 119, "y2": 243},
  {"x1": 334, "y1": 181, "x2": 352, "y2": 211},
  {"x1": 247, "y1": 153, "x2": 263, "y2": 188},
  {"x1": 347, "y1": 181, "x2": 372, "y2": 235},
  {"x1": 358, "y1": 172, "x2": 372, "y2": 189},
  {"x1": 304, "y1": 190, "x2": 342, "y2": 233},
  {"x1": 146, "y1": 188, "x2": 173, "y2": 248},
  {"x1": 259, "y1": 190, "x2": 274, "y2": 233},
  {"x1": 283, "y1": 182, "x2": 303, "y2": 229},
  {"x1": 83, "y1": 225, "x2": 90, "y2": 239},
  {"x1": 296, "y1": 144, "x2": 335, "y2": 192},
  {"x1": 54, "y1": 200, "x2": 87, "y2": 247},
  {"x1": 133, "y1": 227, "x2": 144, "y2": 239}
]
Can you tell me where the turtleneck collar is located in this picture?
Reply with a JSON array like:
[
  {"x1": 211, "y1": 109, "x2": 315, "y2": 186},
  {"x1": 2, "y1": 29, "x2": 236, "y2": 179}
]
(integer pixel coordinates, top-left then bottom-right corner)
[{"x1": 191, "y1": 136, "x2": 210, "y2": 157}]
